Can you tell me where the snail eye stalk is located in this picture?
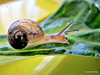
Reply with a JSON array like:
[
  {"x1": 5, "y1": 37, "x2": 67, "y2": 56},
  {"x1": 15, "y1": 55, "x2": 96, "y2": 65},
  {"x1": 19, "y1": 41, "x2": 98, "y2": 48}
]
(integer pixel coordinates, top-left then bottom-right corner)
[
  {"x1": 64, "y1": 28, "x2": 79, "y2": 34},
  {"x1": 57, "y1": 20, "x2": 75, "y2": 35},
  {"x1": 57, "y1": 20, "x2": 79, "y2": 35}
]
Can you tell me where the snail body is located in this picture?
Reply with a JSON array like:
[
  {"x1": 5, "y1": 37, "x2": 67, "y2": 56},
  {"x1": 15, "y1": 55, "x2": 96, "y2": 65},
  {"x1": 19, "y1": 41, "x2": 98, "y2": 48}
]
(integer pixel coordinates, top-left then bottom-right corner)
[{"x1": 7, "y1": 19, "x2": 79, "y2": 49}]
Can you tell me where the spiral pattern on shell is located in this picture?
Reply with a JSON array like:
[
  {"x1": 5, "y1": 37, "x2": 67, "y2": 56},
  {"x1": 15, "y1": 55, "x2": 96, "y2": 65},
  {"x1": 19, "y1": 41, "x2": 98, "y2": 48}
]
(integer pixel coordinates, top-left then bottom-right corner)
[{"x1": 7, "y1": 19, "x2": 44, "y2": 49}]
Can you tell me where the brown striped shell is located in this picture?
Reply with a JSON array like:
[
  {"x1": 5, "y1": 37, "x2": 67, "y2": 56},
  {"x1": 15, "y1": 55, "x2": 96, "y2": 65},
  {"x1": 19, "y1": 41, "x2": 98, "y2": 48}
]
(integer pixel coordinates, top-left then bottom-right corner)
[{"x1": 7, "y1": 19, "x2": 44, "y2": 49}]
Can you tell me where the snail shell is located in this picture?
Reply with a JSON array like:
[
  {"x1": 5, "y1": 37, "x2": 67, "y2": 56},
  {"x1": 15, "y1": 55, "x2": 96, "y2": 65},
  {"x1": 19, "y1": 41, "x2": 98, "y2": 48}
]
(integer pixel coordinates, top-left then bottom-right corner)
[{"x1": 7, "y1": 19, "x2": 44, "y2": 49}]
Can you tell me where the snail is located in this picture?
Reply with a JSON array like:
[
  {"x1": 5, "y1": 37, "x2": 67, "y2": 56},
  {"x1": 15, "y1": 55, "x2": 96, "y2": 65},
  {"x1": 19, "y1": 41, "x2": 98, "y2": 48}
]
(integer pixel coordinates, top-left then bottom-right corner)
[{"x1": 7, "y1": 19, "x2": 79, "y2": 49}]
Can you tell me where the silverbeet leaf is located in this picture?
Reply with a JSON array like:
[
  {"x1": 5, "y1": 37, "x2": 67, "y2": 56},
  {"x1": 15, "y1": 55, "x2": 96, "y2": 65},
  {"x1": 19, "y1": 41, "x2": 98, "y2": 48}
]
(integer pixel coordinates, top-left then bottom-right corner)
[{"x1": 0, "y1": 0, "x2": 100, "y2": 57}]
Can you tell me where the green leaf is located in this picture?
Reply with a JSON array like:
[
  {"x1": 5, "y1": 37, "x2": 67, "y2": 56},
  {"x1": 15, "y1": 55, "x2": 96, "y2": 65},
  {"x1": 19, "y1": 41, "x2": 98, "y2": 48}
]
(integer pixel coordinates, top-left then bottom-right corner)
[{"x1": 0, "y1": 0, "x2": 100, "y2": 57}]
